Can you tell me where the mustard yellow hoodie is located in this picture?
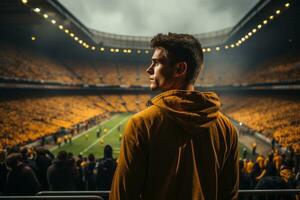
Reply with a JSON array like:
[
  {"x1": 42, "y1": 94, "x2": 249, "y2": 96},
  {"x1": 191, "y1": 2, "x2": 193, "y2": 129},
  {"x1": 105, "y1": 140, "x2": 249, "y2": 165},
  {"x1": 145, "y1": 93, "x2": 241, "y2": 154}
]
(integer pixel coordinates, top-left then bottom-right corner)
[{"x1": 110, "y1": 90, "x2": 239, "y2": 200}]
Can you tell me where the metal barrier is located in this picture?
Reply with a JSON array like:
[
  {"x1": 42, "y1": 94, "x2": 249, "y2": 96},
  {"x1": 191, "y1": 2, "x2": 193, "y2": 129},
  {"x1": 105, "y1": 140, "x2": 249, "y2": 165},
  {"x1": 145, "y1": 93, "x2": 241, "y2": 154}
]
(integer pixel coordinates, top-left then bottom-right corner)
[
  {"x1": 34, "y1": 189, "x2": 300, "y2": 200},
  {"x1": 0, "y1": 196, "x2": 102, "y2": 200},
  {"x1": 37, "y1": 191, "x2": 109, "y2": 200},
  {"x1": 238, "y1": 189, "x2": 300, "y2": 200}
]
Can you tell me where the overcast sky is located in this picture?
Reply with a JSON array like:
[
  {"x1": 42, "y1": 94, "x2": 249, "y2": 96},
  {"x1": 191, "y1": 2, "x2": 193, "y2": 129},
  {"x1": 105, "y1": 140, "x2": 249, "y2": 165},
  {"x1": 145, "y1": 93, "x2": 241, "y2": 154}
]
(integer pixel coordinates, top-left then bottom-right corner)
[{"x1": 59, "y1": 0, "x2": 259, "y2": 36}]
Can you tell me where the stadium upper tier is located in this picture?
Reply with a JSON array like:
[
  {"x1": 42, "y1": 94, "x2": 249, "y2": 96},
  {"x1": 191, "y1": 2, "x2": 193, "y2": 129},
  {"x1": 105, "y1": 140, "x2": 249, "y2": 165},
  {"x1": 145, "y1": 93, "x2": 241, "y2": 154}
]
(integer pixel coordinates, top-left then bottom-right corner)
[
  {"x1": 91, "y1": 27, "x2": 232, "y2": 49},
  {"x1": 1, "y1": 39, "x2": 299, "y2": 86}
]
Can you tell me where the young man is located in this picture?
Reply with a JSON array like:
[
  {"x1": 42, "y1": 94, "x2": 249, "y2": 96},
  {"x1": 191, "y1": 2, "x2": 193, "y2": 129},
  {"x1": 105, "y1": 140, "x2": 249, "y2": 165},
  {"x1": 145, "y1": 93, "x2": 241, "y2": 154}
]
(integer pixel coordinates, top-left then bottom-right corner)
[{"x1": 110, "y1": 33, "x2": 239, "y2": 200}]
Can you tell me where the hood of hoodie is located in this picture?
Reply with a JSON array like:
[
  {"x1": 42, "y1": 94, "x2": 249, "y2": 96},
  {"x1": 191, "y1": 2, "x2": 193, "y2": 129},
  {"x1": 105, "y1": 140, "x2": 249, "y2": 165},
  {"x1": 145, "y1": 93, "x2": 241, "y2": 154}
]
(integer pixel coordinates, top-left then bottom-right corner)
[{"x1": 150, "y1": 90, "x2": 221, "y2": 134}]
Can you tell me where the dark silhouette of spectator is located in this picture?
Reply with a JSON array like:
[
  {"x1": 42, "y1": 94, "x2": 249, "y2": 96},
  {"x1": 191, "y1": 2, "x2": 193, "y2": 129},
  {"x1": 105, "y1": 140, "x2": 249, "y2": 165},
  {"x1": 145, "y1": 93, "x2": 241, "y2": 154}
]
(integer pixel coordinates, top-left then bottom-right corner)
[
  {"x1": 97, "y1": 145, "x2": 116, "y2": 190},
  {"x1": 0, "y1": 149, "x2": 9, "y2": 195},
  {"x1": 75, "y1": 154, "x2": 85, "y2": 190},
  {"x1": 250, "y1": 162, "x2": 263, "y2": 187},
  {"x1": 47, "y1": 150, "x2": 78, "y2": 191},
  {"x1": 239, "y1": 160, "x2": 253, "y2": 189},
  {"x1": 280, "y1": 159, "x2": 296, "y2": 189},
  {"x1": 84, "y1": 153, "x2": 97, "y2": 190},
  {"x1": 20, "y1": 147, "x2": 38, "y2": 174},
  {"x1": 5, "y1": 153, "x2": 40, "y2": 195},
  {"x1": 35, "y1": 147, "x2": 54, "y2": 190}
]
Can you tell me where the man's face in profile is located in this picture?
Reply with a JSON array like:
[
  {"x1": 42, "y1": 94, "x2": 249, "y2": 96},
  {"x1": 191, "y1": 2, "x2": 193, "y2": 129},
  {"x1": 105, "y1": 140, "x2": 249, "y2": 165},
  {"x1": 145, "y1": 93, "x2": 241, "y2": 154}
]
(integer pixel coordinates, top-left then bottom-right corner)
[{"x1": 146, "y1": 48, "x2": 176, "y2": 91}]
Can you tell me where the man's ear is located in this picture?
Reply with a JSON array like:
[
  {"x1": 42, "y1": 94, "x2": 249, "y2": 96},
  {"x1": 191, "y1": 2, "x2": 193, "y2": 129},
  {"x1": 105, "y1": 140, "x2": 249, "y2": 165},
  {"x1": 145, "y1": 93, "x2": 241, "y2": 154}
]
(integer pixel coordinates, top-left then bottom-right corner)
[{"x1": 174, "y1": 62, "x2": 187, "y2": 77}]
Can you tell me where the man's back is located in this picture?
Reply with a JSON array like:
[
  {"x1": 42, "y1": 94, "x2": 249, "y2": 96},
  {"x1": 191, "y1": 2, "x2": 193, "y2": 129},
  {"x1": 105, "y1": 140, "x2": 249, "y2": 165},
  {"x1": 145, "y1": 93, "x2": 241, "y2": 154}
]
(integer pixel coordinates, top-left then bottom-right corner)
[{"x1": 110, "y1": 90, "x2": 239, "y2": 200}]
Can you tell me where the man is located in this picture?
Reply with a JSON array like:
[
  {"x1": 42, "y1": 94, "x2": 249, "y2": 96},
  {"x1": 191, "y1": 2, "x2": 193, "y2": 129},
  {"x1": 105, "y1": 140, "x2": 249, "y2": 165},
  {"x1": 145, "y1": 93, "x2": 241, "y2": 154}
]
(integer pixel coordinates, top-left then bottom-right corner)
[{"x1": 110, "y1": 33, "x2": 239, "y2": 200}]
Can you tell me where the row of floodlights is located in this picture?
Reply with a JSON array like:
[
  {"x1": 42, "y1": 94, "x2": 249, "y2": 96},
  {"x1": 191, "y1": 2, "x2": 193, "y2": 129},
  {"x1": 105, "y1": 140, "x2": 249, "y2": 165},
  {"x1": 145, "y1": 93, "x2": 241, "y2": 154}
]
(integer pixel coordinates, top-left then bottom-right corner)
[
  {"x1": 22, "y1": 0, "x2": 291, "y2": 54},
  {"x1": 202, "y1": 2, "x2": 291, "y2": 53},
  {"x1": 21, "y1": 0, "x2": 150, "y2": 54}
]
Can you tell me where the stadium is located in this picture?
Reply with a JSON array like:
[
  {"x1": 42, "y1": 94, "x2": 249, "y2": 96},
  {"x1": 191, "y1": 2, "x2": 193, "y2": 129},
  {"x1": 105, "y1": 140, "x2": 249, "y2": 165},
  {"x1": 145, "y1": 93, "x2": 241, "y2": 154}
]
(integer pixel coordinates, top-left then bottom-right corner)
[{"x1": 0, "y1": 0, "x2": 299, "y2": 199}]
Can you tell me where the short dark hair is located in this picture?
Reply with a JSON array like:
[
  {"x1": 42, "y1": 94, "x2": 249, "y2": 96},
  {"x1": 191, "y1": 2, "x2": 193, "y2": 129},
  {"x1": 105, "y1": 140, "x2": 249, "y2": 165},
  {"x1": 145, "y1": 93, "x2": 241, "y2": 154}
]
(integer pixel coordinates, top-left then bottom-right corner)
[{"x1": 150, "y1": 33, "x2": 203, "y2": 84}]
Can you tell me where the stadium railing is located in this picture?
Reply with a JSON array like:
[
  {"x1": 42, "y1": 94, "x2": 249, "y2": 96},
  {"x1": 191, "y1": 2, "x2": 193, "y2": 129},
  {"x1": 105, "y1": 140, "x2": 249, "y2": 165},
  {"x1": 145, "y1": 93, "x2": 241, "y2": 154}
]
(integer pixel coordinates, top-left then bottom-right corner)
[
  {"x1": 37, "y1": 191, "x2": 109, "y2": 199},
  {"x1": 36, "y1": 189, "x2": 300, "y2": 199},
  {"x1": 238, "y1": 189, "x2": 300, "y2": 199},
  {"x1": 0, "y1": 196, "x2": 102, "y2": 200}
]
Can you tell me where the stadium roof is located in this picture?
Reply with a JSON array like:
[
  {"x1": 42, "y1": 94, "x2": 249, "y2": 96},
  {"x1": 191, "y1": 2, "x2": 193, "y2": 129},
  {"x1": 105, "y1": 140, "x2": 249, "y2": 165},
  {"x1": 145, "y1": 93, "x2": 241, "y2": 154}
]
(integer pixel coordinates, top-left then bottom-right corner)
[{"x1": 58, "y1": 0, "x2": 259, "y2": 37}]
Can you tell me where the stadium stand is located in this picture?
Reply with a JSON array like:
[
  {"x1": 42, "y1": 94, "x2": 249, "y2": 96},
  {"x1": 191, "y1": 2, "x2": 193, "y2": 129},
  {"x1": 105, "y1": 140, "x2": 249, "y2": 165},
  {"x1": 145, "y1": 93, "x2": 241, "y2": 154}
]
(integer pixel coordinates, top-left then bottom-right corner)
[
  {"x1": 0, "y1": 41, "x2": 79, "y2": 84},
  {"x1": 221, "y1": 94, "x2": 300, "y2": 154},
  {"x1": 0, "y1": 94, "x2": 150, "y2": 149}
]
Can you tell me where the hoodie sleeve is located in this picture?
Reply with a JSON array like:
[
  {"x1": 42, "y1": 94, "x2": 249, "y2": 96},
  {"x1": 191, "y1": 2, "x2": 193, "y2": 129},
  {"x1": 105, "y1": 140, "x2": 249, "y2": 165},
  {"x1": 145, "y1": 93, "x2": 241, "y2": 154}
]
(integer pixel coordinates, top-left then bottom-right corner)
[
  {"x1": 218, "y1": 124, "x2": 239, "y2": 200},
  {"x1": 110, "y1": 117, "x2": 148, "y2": 200}
]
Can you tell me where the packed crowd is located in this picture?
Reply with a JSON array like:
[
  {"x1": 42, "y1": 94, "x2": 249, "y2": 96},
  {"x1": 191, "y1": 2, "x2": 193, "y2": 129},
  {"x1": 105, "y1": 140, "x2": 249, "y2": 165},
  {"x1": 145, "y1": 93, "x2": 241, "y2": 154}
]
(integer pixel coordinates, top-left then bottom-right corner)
[
  {"x1": 0, "y1": 142, "x2": 299, "y2": 198},
  {"x1": 0, "y1": 94, "x2": 150, "y2": 149},
  {"x1": 221, "y1": 94, "x2": 300, "y2": 154},
  {"x1": 1, "y1": 41, "x2": 299, "y2": 86},
  {"x1": 0, "y1": 145, "x2": 116, "y2": 196}
]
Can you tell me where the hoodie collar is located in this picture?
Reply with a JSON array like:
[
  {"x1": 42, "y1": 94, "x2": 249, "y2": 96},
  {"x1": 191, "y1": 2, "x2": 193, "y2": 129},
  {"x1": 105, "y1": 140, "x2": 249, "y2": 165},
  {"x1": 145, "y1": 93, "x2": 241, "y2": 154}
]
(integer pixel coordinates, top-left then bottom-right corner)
[{"x1": 150, "y1": 90, "x2": 221, "y2": 134}]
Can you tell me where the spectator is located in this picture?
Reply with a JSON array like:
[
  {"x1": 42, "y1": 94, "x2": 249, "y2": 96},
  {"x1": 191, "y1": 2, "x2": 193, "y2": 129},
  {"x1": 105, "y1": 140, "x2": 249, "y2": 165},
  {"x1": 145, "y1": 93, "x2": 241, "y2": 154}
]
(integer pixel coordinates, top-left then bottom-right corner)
[
  {"x1": 35, "y1": 147, "x2": 54, "y2": 190},
  {"x1": 97, "y1": 145, "x2": 116, "y2": 190},
  {"x1": 84, "y1": 153, "x2": 97, "y2": 190},
  {"x1": 47, "y1": 150, "x2": 78, "y2": 191},
  {"x1": 0, "y1": 149, "x2": 8, "y2": 195},
  {"x1": 5, "y1": 153, "x2": 40, "y2": 195}
]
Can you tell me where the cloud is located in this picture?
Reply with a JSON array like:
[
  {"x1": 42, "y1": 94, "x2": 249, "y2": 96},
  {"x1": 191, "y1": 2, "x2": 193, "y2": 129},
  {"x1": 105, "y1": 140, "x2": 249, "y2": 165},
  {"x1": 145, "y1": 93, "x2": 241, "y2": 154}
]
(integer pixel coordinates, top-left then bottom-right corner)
[{"x1": 59, "y1": 0, "x2": 259, "y2": 36}]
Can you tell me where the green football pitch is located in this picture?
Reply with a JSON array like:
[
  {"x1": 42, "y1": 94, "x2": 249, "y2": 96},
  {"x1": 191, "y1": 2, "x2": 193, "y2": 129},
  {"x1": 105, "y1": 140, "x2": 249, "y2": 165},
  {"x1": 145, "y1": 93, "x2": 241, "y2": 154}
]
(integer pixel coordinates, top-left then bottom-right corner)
[{"x1": 51, "y1": 112, "x2": 253, "y2": 160}]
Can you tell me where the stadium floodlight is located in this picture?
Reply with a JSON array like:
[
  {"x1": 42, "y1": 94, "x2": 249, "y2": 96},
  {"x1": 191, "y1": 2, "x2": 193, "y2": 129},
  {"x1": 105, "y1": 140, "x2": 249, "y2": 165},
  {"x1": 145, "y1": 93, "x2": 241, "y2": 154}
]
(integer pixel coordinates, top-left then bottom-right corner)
[
  {"x1": 100, "y1": 47, "x2": 105, "y2": 51},
  {"x1": 230, "y1": 44, "x2": 235, "y2": 48},
  {"x1": 70, "y1": 33, "x2": 74, "y2": 37},
  {"x1": 43, "y1": 14, "x2": 48, "y2": 19},
  {"x1": 34, "y1": 8, "x2": 41, "y2": 13},
  {"x1": 248, "y1": 32, "x2": 252, "y2": 36},
  {"x1": 241, "y1": 37, "x2": 245, "y2": 42},
  {"x1": 257, "y1": 24, "x2": 262, "y2": 29},
  {"x1": 239, "y1": 122, "x2": 243, "y2": 126},
  {"x1": 145, "y1": 50, "x2": 149, "y2": 54},
  {"x1": 269, "y1": 15, "x2": 274, "y2": 20},
  {"x1": 263, "y1": 20, "x2": 268, "y2": 24},
  {"x1": 79, "y1": 40, "x2": 83, "y2": 44},
  {"x1": 21, "y1": 0, "x2": 28, "y2": 4},
  {"x1": 215, "y1": 47, "x2": 220, "y2": 51},
  {"x1": 74, "y1": 37, "x2": 78, "y2": 41},
  {"x1": 128, "y1": 49, "x2": 132, "y2": 53},
  {"x1": 235, "y1": 42, "x2": 239, "y2": 46},
  {"x1": 115, "y1": 49, "x2": 120, "y2": 52},
  {"x1": 285, "y1": 3, "x2": 290, "y2": 8},
  {"x1": 137, "y1": 50, "x2": 141, "y2": 53},
  {"x1": 86, "y1": 44, "x2": 89, "y2": 48},
  {"x1": 245, "y1": 35, "x2": 249, "y2": 39},
  {"x1": 225, "y1": 45, "x2": 229, "y2": 49},
  {"x1": 276, "y1": 10, "x2": 281, "y2": 15},
  {"x1": 51, "y1": 19, "x2": 56, "y2": 24},
  {"x1": 59, "y1": 25, "x2": 63, "y2": 29},
  {"x1": 64, "y1": 29, "x2": 69, "y2": 34},
  {"x1": 31, "y1": 36, "x2": 36, "y2": 41},
  {"x1": 110, "y1": 48, "x2": 115, "y2": 52},
  {"x1": 123, "y1": 49, "x2": 127, "y2": 53},
  {"x1": 252, "y1": 28, "x2": 257, "y2": 33},
  {"x1": 91, "y1": 46, "x2": 95, "y2": 50},
  {"x1": 202, "y1": 49, "x2": 206, "y2": 52},
  {"x1": 207, "y1": 48, "x2": 211, "y2": 52}
]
